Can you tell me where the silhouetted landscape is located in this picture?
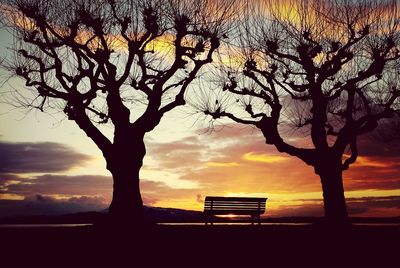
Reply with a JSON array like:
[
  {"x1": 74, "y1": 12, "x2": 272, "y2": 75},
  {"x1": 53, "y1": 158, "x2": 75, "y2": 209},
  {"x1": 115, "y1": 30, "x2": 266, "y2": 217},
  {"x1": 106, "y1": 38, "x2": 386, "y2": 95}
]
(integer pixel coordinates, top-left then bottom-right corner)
[
  {"x1": 0, "y1": 206, "x2": 201, "y2": 224},
  {"x1": 0, "y1": 207, "x2": 399, "y2": 224}
]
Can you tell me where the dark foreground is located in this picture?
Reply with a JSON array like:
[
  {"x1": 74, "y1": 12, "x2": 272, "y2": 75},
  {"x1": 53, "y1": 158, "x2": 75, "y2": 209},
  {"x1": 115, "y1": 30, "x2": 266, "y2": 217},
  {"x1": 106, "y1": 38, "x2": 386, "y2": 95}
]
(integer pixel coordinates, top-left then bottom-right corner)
[{"x1": 1, "y1": 224, "x2": 399, "y2": 267}]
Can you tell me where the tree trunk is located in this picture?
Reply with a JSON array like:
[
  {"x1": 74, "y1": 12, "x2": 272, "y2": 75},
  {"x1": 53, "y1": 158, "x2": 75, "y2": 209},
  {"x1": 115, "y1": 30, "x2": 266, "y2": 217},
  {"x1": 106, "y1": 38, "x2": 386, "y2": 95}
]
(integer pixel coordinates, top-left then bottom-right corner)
[
  {"x1": 315, "y1": 154, "x2": 349, "y2": 224},
  {"x1": 108, "y1": 164, "x2": 143, "y2": 224},
  {"x1": 106, "y1": 136, "x2": 146, "y2": 226}
]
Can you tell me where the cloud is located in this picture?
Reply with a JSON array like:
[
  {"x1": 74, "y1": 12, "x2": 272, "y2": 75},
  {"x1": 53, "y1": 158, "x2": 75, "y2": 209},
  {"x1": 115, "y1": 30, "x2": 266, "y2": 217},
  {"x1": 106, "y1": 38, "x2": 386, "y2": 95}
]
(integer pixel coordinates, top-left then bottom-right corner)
[
  {"x1": 143, "y1": 123, "x2": 400, "y2": 216},
  {"x1": 150, "y1": 136, "x2": 205, "y2": 155},
  {"x1": 346, "y1": 196, "x2": 400, "y2": 217},
  {"x1": 145, "y1": 125, "x2": 320, "y2": 196},
  {"x1": 0, "y1": 173, "x2": 201, "y2": 210},
  {"x1": 0, "y1": 173, "x2": 21, "y2": 185},
  {"x1": 357, "y1": 135, "x2": 400, "y2": 158},
  {"x1": 265, "y1": 196, "x2": 400, "y2": 218},
  {"x1": 350, "y1": 156, "x2": 392, "y2": 168},
  {"x1": 341, "y1": 136, "x2": 400, "y2": 190},
  {"x1": 243, "y1": 152, "x2": 288, "y2": 164},
  {"x1": 344, "y1": 165, "x2": 400, "y2": 191},
  {"x1": 1, "y1": 174, "x2": 112, "y2": 197},
  {"x1": 0, "y1": 124, "x2": 398, "y2": 218},
  {"x1": 0, "y1": 141, "x2": 92, "y2": 173},
  {"x1": 140, "y1": 180, "x2": 200, "y2": 202},
  {"x1": 0, "y1": 172, "x2": 398, "y2": 218},
  {"x1": 0, "y1": 194, "x2": 107, "y2": 218},
  {"x1": 146, "y1": 135, "x2": 211, "y2": 170},
  {"x1": 207, "y1": 162, "x2": 239, "y2": 167}
]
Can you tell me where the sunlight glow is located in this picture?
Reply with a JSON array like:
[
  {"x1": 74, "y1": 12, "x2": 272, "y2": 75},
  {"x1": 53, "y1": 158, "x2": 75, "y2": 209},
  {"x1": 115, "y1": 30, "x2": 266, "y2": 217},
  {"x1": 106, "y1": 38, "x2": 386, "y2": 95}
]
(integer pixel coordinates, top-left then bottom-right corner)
[
  {"x1": 344, "y1": 155, "x2": 391, "y2": 168},
  {"x1": 243, "y1": 152, "x2": 288, "y2": 163},
  {"x1": 207, "y1": 162, "x2": 240, "y2": 167},
  {"x1": 345, "y1": 189, "x2": 400, "y2": 199},
  {"x1": 0, "y1": 193, "x2": 25, "y2": 200},
  {"x1": 353, "y1": 156, "x2": 392, "y2": 168}
]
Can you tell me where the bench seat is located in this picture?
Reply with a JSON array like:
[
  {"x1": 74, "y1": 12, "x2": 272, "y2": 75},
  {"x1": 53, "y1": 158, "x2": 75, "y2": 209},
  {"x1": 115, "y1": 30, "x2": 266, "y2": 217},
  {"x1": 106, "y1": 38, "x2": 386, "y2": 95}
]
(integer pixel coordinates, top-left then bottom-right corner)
[{"x1": 203, "y1": 196, "x2": 267, "y2": 225}]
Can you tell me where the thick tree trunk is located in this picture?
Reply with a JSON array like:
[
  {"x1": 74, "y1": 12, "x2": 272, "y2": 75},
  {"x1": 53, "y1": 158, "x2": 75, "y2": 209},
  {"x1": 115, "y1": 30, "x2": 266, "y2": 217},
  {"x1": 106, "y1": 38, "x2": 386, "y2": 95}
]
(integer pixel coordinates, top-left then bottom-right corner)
[
  {"x1": 315, "y1": 155, "x2": 349, "y2": 224},
  {"x1": 106, "y1": 136, "x2": 146, "y2": 226},
  {"x1": 108, "y1": 164, "x2": 143, "y2": 224}
]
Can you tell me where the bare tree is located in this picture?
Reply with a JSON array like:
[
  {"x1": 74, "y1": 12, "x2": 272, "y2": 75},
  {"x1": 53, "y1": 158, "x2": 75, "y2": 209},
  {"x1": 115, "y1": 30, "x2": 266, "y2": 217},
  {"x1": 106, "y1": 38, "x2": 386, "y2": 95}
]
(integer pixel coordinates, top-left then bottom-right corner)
[
  {"x1": 198, "y1": 0, "x2": 400, "y2": 223},
  {"x1": 0, "y1": 0, "x2": 235, "y2": 224}
]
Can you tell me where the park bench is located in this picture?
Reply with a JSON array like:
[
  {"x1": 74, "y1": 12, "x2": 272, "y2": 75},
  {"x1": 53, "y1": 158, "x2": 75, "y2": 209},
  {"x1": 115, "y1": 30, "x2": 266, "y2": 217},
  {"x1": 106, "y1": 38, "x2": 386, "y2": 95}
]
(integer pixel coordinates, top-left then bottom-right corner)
[{"x1": 203, "y1": 196, "x2": 267, "y2": 225}]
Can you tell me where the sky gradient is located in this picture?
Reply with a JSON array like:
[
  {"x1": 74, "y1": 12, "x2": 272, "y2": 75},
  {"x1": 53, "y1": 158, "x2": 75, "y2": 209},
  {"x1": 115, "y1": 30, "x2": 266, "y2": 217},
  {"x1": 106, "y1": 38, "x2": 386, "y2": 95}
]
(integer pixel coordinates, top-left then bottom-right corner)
[{"x1": 1, "y1": 104, "x2": 399, "y2": 218}]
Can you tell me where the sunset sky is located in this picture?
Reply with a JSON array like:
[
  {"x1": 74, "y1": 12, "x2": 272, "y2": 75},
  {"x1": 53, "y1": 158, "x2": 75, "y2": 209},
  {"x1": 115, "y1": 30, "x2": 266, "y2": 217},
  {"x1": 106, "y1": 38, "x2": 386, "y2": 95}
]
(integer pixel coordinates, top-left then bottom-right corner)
[{"x1": 0, "y1": 3, "x2": 399, "y2": 219}]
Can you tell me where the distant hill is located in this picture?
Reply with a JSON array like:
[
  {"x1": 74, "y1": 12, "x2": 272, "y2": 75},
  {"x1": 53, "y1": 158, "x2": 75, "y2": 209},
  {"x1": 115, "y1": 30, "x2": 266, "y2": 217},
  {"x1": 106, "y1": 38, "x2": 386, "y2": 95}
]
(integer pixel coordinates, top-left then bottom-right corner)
[
  {"x1": 143, "y1": 206, "x2": 203, "y2": 222},
  {"x1": 0, "y1": 206, "x2": 204, "y2": 224}
]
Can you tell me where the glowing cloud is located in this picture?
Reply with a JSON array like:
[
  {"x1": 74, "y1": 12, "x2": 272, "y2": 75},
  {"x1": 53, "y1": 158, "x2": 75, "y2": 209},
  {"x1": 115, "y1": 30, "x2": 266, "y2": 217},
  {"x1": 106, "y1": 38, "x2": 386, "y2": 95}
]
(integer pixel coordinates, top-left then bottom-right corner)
[
  {"x1": 207, "y1": 161, "x2": 240, "y2": 167},
  {"x1": 243, "y1": 152, "x2": 288, "y2": 164},
  {"x1": 344, "y1": 155, "x2": 391, "y2": 168}
]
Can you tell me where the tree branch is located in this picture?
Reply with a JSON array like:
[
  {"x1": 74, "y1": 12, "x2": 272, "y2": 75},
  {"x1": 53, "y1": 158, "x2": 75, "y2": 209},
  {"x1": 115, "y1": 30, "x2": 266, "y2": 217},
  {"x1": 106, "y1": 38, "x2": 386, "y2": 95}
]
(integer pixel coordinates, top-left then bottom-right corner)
[{"x1": 342, "y1": 139, "x2": 358, "y2": 170}]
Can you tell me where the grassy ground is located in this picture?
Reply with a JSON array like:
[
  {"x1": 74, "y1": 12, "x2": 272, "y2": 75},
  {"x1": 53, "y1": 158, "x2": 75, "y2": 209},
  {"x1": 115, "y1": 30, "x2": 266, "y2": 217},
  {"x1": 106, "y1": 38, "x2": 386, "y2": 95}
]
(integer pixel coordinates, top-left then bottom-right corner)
[{"x1": 1, "y1": 224, "x2": 399, "y2": 267}]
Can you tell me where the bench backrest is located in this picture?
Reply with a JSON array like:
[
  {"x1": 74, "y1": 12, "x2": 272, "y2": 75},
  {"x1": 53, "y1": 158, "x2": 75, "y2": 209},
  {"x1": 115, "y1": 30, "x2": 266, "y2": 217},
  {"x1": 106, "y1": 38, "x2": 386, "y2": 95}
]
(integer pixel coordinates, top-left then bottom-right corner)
[{"x1": 204, "y1": 196, "x2": 267, "y2": 215}]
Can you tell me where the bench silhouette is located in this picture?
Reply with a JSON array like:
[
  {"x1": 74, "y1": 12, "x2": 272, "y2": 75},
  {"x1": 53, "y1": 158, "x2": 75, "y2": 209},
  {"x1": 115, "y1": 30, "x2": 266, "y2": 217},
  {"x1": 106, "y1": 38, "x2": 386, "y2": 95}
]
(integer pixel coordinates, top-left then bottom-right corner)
[{"x1": 203, "y1": 196, "x2": 267, "y2": 225}]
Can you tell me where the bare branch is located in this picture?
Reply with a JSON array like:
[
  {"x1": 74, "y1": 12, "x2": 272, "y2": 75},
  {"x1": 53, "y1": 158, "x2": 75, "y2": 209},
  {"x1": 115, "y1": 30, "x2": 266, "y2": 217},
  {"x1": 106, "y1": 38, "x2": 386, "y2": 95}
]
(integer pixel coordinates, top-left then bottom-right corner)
[{"x1": 342, "y1": 140, "x2": 358, "y2": 170}]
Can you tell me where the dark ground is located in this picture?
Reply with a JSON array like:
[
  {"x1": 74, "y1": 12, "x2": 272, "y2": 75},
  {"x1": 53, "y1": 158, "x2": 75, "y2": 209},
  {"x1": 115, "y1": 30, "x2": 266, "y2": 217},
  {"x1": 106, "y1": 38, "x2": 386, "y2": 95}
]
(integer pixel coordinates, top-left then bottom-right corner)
[{"x1": 1, "y1": 224, "x2": 399, "y2": 267}]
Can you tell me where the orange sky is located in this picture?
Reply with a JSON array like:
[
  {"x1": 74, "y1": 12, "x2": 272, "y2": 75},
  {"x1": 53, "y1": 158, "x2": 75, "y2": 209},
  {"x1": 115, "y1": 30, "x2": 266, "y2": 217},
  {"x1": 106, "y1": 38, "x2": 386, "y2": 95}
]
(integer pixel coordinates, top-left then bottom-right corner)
[{"x1": 0, "y1": 111, "x2": 399, "y2": 218}]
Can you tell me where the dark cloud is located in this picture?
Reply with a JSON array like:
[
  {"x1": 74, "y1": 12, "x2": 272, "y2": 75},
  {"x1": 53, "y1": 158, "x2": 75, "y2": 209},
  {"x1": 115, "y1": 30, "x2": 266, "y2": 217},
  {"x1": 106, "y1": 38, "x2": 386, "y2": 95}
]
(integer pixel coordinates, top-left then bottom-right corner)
[
  {"x1": 0, "y1": 194, "x2": 107, "y2": 218},
  {"x1": 0, "y1": 173, "x2": 198, "y2": 208},
  {"x1": 0, "y1": 141, "x2": 92, "y2": 173},
  {"x1": 0, "y1": 173, "x2": 21, "y2": 184},
  {"x1": 355, "y1": 135, "x2": 400, "y2": 158},
  {"x1": 341, "y1": 134, "x2": 400, "y2": 191},
  {"x1": 0, "y1": 173, "x2": 24, "y2": 194},
  {"x1": 347, "y1": 196, "x2": 400, "y2": 210},
  {"x1": 0, "y1": 174, "x2": 113, "y2": 199},
  {"x1": 346, "y1": 196, "x2": 400, "y2": 216},
  {"x1": 346, "y1": 206, "x2": 370, "y2": 215},
  {"x1": 344, "y1": 166, "x2": 400, "y2": 191}
]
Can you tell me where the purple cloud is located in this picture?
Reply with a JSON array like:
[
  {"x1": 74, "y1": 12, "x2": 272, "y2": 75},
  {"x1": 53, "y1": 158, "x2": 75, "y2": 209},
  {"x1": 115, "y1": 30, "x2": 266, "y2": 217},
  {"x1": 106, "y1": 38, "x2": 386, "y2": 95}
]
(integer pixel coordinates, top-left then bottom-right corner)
[
  {"x1": 0, "y1": 141, "x2": 92, "y2": 173},
  {"x1": 0, "y1": 194, "x2": 107, "y2": 218}
]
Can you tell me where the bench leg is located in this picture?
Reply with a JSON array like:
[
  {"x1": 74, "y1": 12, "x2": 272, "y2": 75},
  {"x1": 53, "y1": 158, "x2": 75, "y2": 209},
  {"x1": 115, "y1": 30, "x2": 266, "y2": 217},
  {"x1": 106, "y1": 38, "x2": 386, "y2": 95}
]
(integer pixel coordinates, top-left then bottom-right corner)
[{"x1": 205, "y1": 214, "x2": 213, "y2": 225}]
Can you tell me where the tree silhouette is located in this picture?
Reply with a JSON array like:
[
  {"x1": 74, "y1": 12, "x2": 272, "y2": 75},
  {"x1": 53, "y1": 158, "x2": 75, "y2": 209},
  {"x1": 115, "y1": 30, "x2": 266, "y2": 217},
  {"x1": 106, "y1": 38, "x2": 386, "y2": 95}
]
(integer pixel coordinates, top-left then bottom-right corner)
[
  {"x1": 0, "y1": 0, "x2": 235, "y2": 224},
  {"x1": 198, "y1": 0, "x2": 400, "y2": 223}
]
